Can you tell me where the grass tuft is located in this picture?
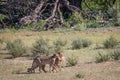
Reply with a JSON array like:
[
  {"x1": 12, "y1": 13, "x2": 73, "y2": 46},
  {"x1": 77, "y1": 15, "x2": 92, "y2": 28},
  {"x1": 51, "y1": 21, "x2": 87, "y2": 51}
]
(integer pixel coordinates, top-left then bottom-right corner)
[
  {"x1": 110, "y1": 50, "x2": 120, "y2": 60},
  {"x1": 95, "y1": 52, "x2": 110, "y2": 63},
  {"x1": 75, "y1": 72, "x2": 85, "y2": 78},
  {"x1": 66, "y1": 54, "x2": 78, "y2": 66}
]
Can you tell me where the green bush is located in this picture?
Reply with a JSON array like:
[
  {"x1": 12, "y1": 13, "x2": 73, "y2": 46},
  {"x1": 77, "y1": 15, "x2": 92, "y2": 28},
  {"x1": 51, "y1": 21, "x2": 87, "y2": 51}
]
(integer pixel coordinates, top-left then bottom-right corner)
[
  {"x1": 96, "y1": 50, "x2": 120, "y2": 63},
  {"x1": 71, "y1": 38, "x2": 92, "y2": 49},
  {"x1": 53, "y1": 38, "x2": 67, "y2": 52},
  {"x1": 86, "y1": 22, "x2": 99, "y2": 28},
  {"x1": 95, "y1": 52, "x2": 110, "y2": 63},
  {"x1": 103, "y1": 36, "x2": 118, "y2": 48},
  {"x1": 113, "y1": 21, "x2": 120, "y2": 26},
  {"x1": 32, "y1": 38, "x2": 50, "y2": 56},
  {"x1": 66, "y1": 55, "x2": 78, "y2": 66},
  {"x1": 75, "y1": 72, "x2": 85, "y2": 78},
  {"x1": 67, "y1": 12, "x2": 82, "y2": 24},
  {"x1": 66, "y1": 12, "x2": 86, "y2": 31},
  {"x1": 6, "y1": 39, "x2": 26, "y2": 58},
  {"x1": 26, "y1": 20, "x2": 46, "y2": 31},
  {"x1": 110, "y1": 50, "x2": 120, "y2": 60},
  {"x1": 82, "y1": 39, "x2": 92, "y2": 47},
  {"x1": 54, "y1": 39, "x2": 67, "y2": 47},
  {"x1": 73, "y1": 23, "x2": 86, "y2": 31},
  {"x1": 103, "y1": 8, "x2": 117, "y2": 22},
  {"x1": 71, "y1": 38, "x2": 82, "y2": 49}
]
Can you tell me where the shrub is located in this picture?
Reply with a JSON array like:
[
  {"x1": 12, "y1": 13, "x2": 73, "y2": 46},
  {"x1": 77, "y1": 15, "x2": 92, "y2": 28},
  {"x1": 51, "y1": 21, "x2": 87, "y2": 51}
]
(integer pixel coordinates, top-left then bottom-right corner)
[
  {"x1": 66, "y1": 12, "x2": 86, "y2": 31},
  {"x1": 110, "y1": 50, "x2": 120, "y2": 60},
  {"x1": 95, "y1": 43, "x2": 102, "y2": 49},
  {"x1": 82, "y1": 39, "x2": 92, "y2": 47},
  {"x1": 113, "y1": 21, "x2": 120, "y2": 26},
  {"x1": 73, "y1": 23, "x2": 86, "y2": 31},
  {"x1": 53, "y1": 39, "x2": 67, "y2": 52},
  {"x1": 67, "y1": 12, "x2": 82, "y2": 24},
  {"x1": 75, "y1": 72, "x2": 85, "y2": 78},
  {"x1": 54, "y1": 38, "x2": 67, "y2": 47},
  {"x1": 95, "y1": 52, "x2": 110, "y2": 63},
  {"x1": 32, "y1": 38, "x2": 50, "y2": 56},
  {"x1": 103, "y1": 36, "x2": 118, "y2": 48},
  {"x1": 103, "y1": 8, "x2": 117, "y2": 22},
  {"x1": 6, "y1": 39, "x2": 26, "y2": 58},
  {"x1": 26, "y1": 20, "x2": 46, "y2": 31},
  {"x1": 66, "y1": 55, "x2": 78, "y2": 66},
  {"x1": 71, "y1": 38, "x2": 92, "y2": 49},
  {"x1": 86, "y1": 22, "x2": 100, "y2": 28},
  {"x1": 71, "y1": 38, "x2": 82, "y2": 49}
]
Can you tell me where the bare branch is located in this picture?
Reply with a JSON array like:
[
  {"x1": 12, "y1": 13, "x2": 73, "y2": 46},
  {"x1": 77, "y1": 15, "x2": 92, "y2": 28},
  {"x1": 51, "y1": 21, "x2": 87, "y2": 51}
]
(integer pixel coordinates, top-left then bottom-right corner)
[{"x1": 45, "y1": 0, "x2": 59, "y2": 21}]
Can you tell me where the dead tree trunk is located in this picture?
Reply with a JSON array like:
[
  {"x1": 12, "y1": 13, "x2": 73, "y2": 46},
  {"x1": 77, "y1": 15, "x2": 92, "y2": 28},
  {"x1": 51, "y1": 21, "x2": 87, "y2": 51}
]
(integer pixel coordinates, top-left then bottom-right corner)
[{"x1": 19, "y1": 0, "x2": 82, "y2": 30}]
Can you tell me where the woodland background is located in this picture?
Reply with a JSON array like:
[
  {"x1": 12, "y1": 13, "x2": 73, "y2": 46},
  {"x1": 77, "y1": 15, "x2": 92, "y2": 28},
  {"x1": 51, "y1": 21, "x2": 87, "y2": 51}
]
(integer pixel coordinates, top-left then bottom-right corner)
[{"x1": 0, "y1": 0, "x2": 120, "y2": 30}]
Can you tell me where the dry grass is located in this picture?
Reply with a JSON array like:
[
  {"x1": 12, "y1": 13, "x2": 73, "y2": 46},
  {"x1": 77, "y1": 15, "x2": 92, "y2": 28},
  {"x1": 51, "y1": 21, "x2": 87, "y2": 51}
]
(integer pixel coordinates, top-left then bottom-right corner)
[
  {"x1": 0, "y1": 59, "x2": 120, "y2": 80},
  {"x1": 0, "y1": 27, "x2": 120, "y2": 80}
]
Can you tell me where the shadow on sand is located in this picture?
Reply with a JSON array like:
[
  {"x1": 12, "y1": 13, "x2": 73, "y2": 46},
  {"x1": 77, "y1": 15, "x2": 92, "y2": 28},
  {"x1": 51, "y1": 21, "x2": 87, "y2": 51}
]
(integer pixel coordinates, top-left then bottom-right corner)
[{"x1": 12, "y1": 72, "x2": 41, "y2": 74}]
